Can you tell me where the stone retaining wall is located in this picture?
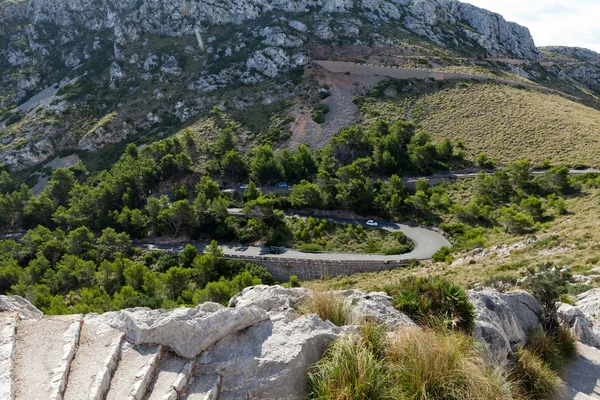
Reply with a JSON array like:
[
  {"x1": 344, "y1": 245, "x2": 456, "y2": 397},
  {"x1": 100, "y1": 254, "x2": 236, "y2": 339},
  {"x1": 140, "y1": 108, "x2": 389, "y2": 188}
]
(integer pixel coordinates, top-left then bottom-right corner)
[{"x1": 225, "y1": 254, "x2": 410, "y2": 281}]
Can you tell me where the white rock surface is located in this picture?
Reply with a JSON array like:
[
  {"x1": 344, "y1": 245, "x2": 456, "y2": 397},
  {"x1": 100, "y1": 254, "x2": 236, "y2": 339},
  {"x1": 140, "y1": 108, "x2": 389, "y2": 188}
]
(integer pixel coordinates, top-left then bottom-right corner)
[
  {"x1": 228, "y1": 285, "x2": 310, "y2": 311},
  {"x1": 190, "y1": 312, "x2": 343, "y2": 399},
  {"x1": 0, "y1": 315, "x2": 17, "y2": 400},
  {"x1": 469, "y1": 290, "x2": 543, "y2": 363},
  {"x1": 0, "y1": 295, "x2": 44, "y2": 319},
  {"x1": 559, "y1": 303, "x2": 600, "y2": 348},
  {"x1": 576, "y1": 289, "x2": 600, "y2": 320},
  {"x1": 89, "y1": 305, "x2": 269, "y2": 359},
  {"x1": 63, "y1": 321, "x2": 125, "y2": 400},
  {"x1": 336, "y1": 290, "x2": 417, "y2": 329},
  {"x1": 13, "y1": 316, "x2": 81, "y2": 400}
]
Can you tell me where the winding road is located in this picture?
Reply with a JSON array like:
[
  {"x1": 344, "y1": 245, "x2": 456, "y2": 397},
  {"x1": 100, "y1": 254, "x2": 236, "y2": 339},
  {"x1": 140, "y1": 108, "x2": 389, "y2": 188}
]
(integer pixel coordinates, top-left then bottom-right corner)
[{"x1": 139, "y1": 212, "x2": 451, "y2": 263}]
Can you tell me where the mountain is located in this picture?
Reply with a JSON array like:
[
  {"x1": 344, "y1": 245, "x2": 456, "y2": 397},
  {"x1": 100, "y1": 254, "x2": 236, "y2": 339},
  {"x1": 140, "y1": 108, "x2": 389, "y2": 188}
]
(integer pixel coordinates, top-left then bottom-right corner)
[{"x1": 0, "y1": 0, "x2": 597, "y2": 173}]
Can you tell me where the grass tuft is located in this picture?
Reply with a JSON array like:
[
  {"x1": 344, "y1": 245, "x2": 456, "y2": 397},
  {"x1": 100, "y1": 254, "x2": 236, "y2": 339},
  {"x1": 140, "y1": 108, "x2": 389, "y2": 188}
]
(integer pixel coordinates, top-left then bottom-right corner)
[
  {"x1": 308, "y1": 335, "x2": 390, "y2": 400},
  {"x1": 526, "y1": 326, "x2": 577, "y2": 373},
  {"x1": 386, "y1": 328, "x2": 513, "y2": 400},
  {"x1": 303, "y1": 290, "x2": 352, "y2": 327},
  {"x1": 511, "y1": 348, "x2": 563, "y2": 400}
]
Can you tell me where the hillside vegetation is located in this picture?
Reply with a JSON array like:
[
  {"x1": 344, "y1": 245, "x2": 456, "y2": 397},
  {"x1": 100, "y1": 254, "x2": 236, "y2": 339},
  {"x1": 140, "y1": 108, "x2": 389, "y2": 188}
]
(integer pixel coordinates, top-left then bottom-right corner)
[{"x1": 365, "y1": 82, "x2": 600, "y2": 166}]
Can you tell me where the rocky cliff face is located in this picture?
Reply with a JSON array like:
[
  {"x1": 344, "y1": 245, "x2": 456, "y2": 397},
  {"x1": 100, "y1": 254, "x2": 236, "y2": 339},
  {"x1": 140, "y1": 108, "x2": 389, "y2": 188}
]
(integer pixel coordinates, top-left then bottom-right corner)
[
  {"x1": 0, "y1": 0, "x2": 542, "y2": 171},
  {"x1": 7, "y1": 0, "x2": 540, "y2": 62},
  {"x1": 541, "y1": 46, "x2": 600, "y2": 97}
]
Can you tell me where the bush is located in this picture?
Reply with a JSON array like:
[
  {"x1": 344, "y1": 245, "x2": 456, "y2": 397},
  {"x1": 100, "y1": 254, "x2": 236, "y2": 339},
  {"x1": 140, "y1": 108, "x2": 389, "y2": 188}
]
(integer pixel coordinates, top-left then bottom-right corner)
[
  {"x1": 475, "y1": 153, "x2": 495, "y2": 169},
  {"x1": 309, "y1": 326, "x2": 512, "y2": 400},
  {"x1": 385, "y1": 276, "x2": 475, "y2": 332},
  {"x1": 289, "y1": 275, "x2": 300, "y2": 288},
  {"x1": 387, "y1": 328, "x2": 512, "y2": 400},
  {"x1": 383, "y1": 245, "x2": 413, "y2": 255},
  {"x1": 299, "y1": 243, "x2": 325, "y2": 252},
  {"x1": 522, "y1": 263, "x2": 572, "y2": 332},
  {"x1": 432, "y1": 246, "x2": 452, "y2": 263},
  {"x1": 308, "y1": 335, "x2": 389, "y2": 400},
  {"x1": 312, "y1": 104, "x2": 330, "y2": 124},
  {"x1": 511, "y1": 349, "x2": 562, "y2": 400},
  {"x1": 303, "y1": 290, "x2": 352, "y2": 327},
  {"x1": 526, "y1": 327, "x2": 577, "y2": 373}
]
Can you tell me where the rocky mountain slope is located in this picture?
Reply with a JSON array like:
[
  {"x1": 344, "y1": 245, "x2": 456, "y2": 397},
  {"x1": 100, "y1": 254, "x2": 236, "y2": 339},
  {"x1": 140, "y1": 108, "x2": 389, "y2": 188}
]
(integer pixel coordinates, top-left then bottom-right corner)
[
  {"x1": 541, "y1": 46, "x2": 600, "y2": 97},
  {"x1": 1, "y1": 285, "x2": 600, "y2": 399},
  {"x1": 0, "y1": 0, "x2": 543, "y2": 171}
]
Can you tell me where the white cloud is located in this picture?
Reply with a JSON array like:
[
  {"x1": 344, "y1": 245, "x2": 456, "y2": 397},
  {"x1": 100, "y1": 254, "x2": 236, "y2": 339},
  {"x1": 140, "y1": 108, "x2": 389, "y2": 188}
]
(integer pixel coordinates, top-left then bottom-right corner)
[{"x1": 463, "y1": 0, "x2": 600, "y2": 53}]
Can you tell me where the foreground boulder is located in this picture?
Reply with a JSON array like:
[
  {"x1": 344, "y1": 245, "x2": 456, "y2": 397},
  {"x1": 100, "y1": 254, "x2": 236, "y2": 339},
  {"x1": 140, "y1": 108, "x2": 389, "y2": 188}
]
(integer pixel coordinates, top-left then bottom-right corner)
[
  {"x1": 335, "y1": 289, "x2": 417, "y2": 329},
  {"x1": 559, "y1": 289, "x2": 600, "y2": 349},
  {"x1": 229, "y1": 285, "x2": 310, "y2": 312},
  {"x1": 0, "y1": 286, "x2": 555, "y2": 399},
  {"x1": 558, "y1": 303, "x2": 600, "y2": 348},
  {"x1": 469, "y1": 290, "x2": 543, "y2": 363},
  {"x1": 0, "y1": 295, "x2": 44, "y2": 319},
  {"x1": 87, "y1": 303, "x2": 269, "y2": 359}
]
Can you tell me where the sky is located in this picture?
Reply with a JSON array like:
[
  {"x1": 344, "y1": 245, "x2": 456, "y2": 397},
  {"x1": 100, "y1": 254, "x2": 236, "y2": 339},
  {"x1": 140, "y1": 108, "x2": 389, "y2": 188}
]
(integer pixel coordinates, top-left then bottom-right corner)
[{"x1": 464, "y1": 0, "x2": 600, "y2": 52}]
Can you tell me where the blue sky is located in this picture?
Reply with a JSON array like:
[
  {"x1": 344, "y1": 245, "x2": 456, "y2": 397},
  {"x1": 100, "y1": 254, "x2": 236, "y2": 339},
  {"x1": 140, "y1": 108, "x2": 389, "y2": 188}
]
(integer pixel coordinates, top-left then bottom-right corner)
[{"x1": 464, "y1": 0, "x2": 600, "y2": 52}]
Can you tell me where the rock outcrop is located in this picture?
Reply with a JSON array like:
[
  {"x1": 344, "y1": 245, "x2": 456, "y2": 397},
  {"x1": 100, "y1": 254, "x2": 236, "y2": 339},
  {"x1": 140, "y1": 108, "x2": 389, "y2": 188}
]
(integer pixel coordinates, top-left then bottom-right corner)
[
  {"x1": 0, "y1": 286, "x2": 565, "y2": 399},
  {"x1": 1, "y1": 286, "x2": 414, "y2": 399},
  {"x1": 0, "y1": 0, "x2": 546, "y2": 171},
  {"x1": 0, "y1": 295, "x2": 44, "y2": 320},
  {"x1": 469, "y1": 290, "x2": 543, "y2": 363},
  {"x1": 559, "y1": 289, "x2": 600, "y2": 348},
  {"x1": 6, "y1": 0, "x2": 538, "y2": 62}
]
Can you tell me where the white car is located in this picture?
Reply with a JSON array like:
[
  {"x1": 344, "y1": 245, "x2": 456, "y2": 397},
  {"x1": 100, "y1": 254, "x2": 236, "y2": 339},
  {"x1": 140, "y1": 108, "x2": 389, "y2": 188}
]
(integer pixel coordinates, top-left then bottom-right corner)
[
  {"x1": 366, "y1": 220, "x2": 378, "y2": 227},
  {"x1": 240, "y1": 184, "x2": 249, "y2": 190}
]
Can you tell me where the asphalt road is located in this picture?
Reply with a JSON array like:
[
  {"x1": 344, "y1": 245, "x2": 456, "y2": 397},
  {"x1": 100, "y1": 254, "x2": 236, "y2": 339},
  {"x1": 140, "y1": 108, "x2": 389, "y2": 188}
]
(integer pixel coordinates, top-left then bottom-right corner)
[
  {"x1": 224, "y1": 169, "x2": 600, "y2": 194},
  {"x1": 140, "y1": 213, "x2": 451, "y2": 262}
]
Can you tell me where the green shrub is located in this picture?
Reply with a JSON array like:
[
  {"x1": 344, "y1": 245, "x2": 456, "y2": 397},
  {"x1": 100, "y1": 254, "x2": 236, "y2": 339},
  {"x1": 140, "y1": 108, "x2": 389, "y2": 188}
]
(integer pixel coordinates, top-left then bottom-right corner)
[
  {"x1": 475, "y1": 153, "x2": 495, "y2": 169},
  {"x1": 432, "y1": 246, "x2": 452, "y2": 263},
  {"x1": 567, "y1": 283, "x2": 593, "y2": 296},
  {"x1": 312, "y1": 104, "x2": 330, "y2": 124},
  {"x1": 289, "y1": 275, "x2": 300, "y2": 288},
  {"x1": 383, "y1": 245, "x2": 413, "y2": 255},
  {"x1": 385, "y1": 276, "x2": 475, "y2": 332},
  {"x1": 299, "y1": 243, "x2": 325, "y2": 252},
  {"x1": 526, "y1": 327, "x2": 577, "y2": 373},
  {"x1": 522, "y1": 263, "x2": 572, "y2": 332},
  {"x1": 511, "y1": 349, "x2": 562, "y2": 400}
]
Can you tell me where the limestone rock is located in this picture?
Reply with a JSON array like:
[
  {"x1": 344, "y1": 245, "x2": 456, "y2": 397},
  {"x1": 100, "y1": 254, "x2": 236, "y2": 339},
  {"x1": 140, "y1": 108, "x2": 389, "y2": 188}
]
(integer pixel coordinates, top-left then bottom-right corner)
[
  {"x1": 576, "y1": 289, "x2": 600, "y2": 320},
  {"x1": 335, "y1": 290, "x2": 417, "y2": 329},
  {"x1": 193, "y1": 312, "x2": 343, "y2": 399},
  {"x1": 88, "y1": 306, "x2": 269, "y2": 359},
  {"x1": 469, "y1": 290, "x2": 542, "y2": 363},
  {"x1": 228, "y1": 285, "x2": 310, "y2": 312},
  {"x1": 558, "y1": 303, "x2": 600, "y2": 348},
  {"x1": 0, "y1": 295, "x2": 43, "y2": 320}
]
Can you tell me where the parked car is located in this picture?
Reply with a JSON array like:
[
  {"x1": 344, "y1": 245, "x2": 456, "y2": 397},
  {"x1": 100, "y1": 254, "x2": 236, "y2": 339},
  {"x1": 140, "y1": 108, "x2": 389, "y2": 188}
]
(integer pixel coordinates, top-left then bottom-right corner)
[
  {"x1": 240, "y1": 184, "x2": 249, "y2": 190},
  {"x1": 366, "y1": 220, "x2": 378, "y2": 227},
  {"x1": 278, "y1": 182, "x2": 289, "y2": 188},
  {"x1": 266, "y1": 246, "x2": 284, "y2": 254}
]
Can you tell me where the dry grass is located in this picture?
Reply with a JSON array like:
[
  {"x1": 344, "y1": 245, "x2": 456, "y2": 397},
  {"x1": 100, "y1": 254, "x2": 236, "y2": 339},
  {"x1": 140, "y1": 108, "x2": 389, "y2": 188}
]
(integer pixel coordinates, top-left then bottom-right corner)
[
  {"x1": 368, "y1": 82, "x2": 600, "y2": 166},
  {"x1": 511, "y1": 349, "x2": 563, "y2": 400},
  {"x1": 301, "y1": 290, "x2": 352, "y2": 327},
  {"x1": 309, "y1": 326, "x2": 514, "y2": 400},
  {"x1": 386, "y1": 328, "x2": 513, "y2": 400},
  {"x1": 433, "y1": 65, "x2": 536, "y2": 85}
]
